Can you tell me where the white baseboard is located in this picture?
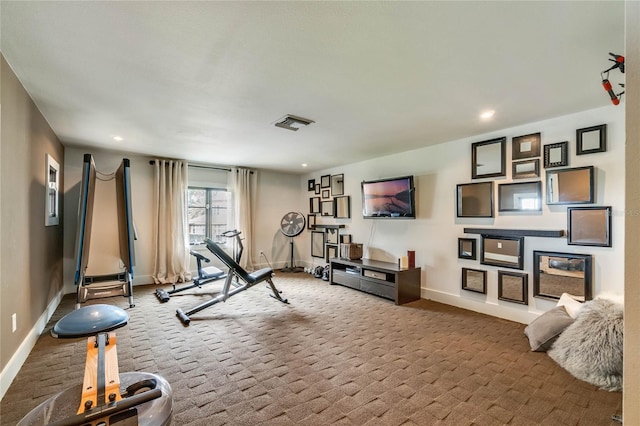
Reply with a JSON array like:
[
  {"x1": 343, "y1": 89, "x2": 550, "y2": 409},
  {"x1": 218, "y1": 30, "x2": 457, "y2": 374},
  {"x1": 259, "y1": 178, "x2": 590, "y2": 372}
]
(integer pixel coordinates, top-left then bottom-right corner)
[
  {"x1": 0, "y1": 289, "x2": 64, "y2": 400},
  {"x1": 423, "y1": 288, "x2": 539, "y2": 325}
]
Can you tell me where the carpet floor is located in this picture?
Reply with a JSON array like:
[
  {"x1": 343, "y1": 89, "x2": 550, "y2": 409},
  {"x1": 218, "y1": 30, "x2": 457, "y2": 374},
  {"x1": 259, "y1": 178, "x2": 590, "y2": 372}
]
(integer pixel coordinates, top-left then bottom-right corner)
[{"x1": 1, "y1": 273, "x2": 622, "y2": 425}]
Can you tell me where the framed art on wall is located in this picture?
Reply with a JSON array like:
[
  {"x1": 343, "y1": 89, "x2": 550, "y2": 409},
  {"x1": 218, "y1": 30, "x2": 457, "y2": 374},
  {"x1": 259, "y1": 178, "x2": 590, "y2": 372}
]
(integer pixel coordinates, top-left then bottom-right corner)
[
  {"x1": 472, "y1": 137, "x2": 506, "y2": 179},
  {"x1": 310, "y1": 197, "x2": 321, "y2": 214},
  {"x1": 567, "y1": 206, "x2": 612, "y2": 247},
  {"x1": 321, "y1": 174, "x2": 331, "y2": 188},
  {"x1": 577, "y1": 124, "x2": 607, "y2": 155},
  {"x1": 543, "y1": 141, "x2": 568, "y2": 168},
  {"x1": 307, "y1": 214, "x2": 316, "y2": 230},
  {"x1": 331, "y1": 174, "x2": 344, "y2": 196},
  {"x1": 512, "y1": 132, "x2": 541, "y2": 160},
  {"x1": 512, "y1": 159, "x2": 540, "y2": 179},
  {"x1": 481, "y1": 235, "x2": 524, "y2": 270},
  {"x1": 458, "y1": 238, "x2": 477, "y2": 260},
  {"x1": 308, "y1": 179, "x2": 316, "y2": 191},
  {"x1": 498, "y1": 181, "x2": 542, "y2": 212}
]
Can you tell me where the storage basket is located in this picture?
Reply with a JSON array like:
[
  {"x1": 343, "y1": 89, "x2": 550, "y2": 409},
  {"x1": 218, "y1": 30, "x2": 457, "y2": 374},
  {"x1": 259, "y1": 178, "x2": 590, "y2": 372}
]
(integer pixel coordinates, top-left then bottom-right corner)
[{"x1": 340, "y1": 243, "x2": 363, "y2": 260}]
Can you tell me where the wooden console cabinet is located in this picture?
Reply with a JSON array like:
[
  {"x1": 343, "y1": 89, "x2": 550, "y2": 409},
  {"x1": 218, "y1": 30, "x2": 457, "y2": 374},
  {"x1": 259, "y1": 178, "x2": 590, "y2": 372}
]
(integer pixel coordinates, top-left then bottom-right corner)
[{"x1": 330, "y1": 258, "x2": 421, "y2": 305}]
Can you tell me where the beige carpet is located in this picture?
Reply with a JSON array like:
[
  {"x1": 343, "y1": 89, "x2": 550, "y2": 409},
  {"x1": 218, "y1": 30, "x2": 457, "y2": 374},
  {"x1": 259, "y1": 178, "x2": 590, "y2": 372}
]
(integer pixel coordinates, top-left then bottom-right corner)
[{"x1": 1, "y1": 273, "x2": 622, "y2": 425}]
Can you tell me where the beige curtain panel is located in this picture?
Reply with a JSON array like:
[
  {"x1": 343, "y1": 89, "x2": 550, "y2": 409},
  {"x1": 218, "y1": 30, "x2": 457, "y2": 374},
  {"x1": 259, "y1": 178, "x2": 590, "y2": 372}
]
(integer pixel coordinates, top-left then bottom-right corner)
[{"x1": 233, "y1": 167, "x2": 256, "y2": 270}]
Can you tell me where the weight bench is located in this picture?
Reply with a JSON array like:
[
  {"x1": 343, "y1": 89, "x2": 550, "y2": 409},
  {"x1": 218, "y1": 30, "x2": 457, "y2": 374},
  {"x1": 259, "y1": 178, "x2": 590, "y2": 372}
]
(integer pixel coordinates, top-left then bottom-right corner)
[
  {"x1": 155, "y1": 250, "x2": 226, "y2": 303},
  {"x1": 19, "y1": 304, "x2": 172, "y2": 426},
  {"x1": 176, "y1": 238, "x2": 288, "y2": 326}
]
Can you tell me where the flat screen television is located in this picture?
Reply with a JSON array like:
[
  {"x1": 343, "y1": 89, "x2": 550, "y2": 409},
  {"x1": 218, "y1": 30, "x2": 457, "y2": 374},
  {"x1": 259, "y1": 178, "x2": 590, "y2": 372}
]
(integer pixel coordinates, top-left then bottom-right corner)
[{"x1": 361, "y1": 175, "x2": 415, "y2": 219}]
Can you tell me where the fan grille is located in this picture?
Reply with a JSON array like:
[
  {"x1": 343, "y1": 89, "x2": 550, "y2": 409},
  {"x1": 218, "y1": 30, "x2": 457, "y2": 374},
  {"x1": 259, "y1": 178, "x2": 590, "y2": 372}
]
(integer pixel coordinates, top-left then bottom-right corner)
[{"x1": 280, "y1": 212, "x2": 305, "y2": 237}]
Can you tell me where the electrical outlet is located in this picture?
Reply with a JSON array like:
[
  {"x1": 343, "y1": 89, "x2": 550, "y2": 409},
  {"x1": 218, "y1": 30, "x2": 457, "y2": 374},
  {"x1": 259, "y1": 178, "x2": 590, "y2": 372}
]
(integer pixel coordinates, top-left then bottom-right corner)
[{"x1": 12, "y1": 313, "x2": 17, "y2": 333}]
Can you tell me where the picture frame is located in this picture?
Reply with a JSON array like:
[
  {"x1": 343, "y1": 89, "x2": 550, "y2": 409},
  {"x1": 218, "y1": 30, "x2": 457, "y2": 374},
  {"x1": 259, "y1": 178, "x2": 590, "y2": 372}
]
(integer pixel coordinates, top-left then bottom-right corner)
[
  {"x1": 45, "y1": 154, "x2": 60, "y2": 226},
  {"x1": 334, "y1": 195, "x2": 351, "y2": 219},
  {"x1": 321, "y1": 200, "x2": 334, "y2": 216},
  {"x1": 456, "y1": 182, "x2": 494, "y2": 218},
  {"x1": 462, "y1": 268, "x2": 487, "y2": 294},
  {"x1": 331, "y1": 174, "x2": 344, "y2": 196},
  {"x1": 322, "y1": 189, "x2": 330, "y2": 199},
  {"x1": 498, "y1": 271, "x2": 528, "y2": 305},
  {"x1": 340, "y1": 234, "x2": 352, "y2": 244},
  {"x1": 546, "y1": 166, "x2": 594, "y2": 205},
  {"x1": 533, "y1": 251, "x2": 592, "y2": 301},
  {"x1": 310, "y1": 197, "x2": 321, "y2": 214},
  {"x1": 481, "y1": 235, "x2": 524, "y2": 270},
  {"x1": 577, "y1": 124, "x2": 607, "y2": 155},
  {"x1": 311, "y1": 231, "x2": 325, "y2": 258},
  {"x1": 326, "y1": 228, "x2": 339, "y2": 244},
  {"x1": 512, "y1": 159, "x2": 539, "y2": 179},
  {"x1": 472, "y1": 137, "x2": 506, "y2": 179},
  {"x1": 321, "y1": 174, "x2": 331, "y2": 188},
  {"x1": 315, "y1": 183, "x2": 321, "y2": 195},
  {"x1": 458, "y1": 238, "x2": 477, "y2": 260},
  {"x1": 512, "y1": 132, "x2": 541, "y2": 160},
  {"x1": 307, "y1": 179, "x2": 316, "y2": 191},
  {"x1": 543, "y1": 141, "x2": 568, "y2": 168},
  {"x1": 498, "y1": 181, "x2": 542, "y2": 212},
  {"x1": 567, "y1": 206, "x2": 612, "y2": 247},
  {"x1": 326, "y1": 244, "x2": 339, "y2": 262},
  {"x1": 307, "y1": 214, "x2": 316, "y2": 230}
]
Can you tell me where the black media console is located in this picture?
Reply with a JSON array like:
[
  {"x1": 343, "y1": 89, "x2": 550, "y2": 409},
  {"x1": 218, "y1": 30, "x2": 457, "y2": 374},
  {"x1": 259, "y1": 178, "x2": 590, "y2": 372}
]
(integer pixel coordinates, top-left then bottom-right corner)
[{"x1": 329, "y1": 258, "x2": 421, "y2": 305}]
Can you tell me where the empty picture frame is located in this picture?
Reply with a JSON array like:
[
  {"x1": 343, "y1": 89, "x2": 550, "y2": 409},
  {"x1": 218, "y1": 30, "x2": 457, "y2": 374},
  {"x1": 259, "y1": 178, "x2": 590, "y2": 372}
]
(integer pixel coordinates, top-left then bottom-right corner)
[
  {"x1": 567, "y1": 206, "x2": 612, "y2": 247},
  {"x1": 307, "y1": 214, "x2": 316, "y2": 230},
  {"x1": 543, "y1": 141, "x2": 568, "y2": 168},
  {"x1": 577, "y1": 124, "x2": 607, "y2": 155},
  {"x1": 498, "y1": 181, "x2": 542, "y2": 212},
  {"x1": 472, "y1": 137, "x2": 506, "y2": 179},
  {"x1": 326, "y1": 228, "x2": 339, "y2": 244},
  {"x1": 310, "y1": 197, "x2": 321, "y2": 213},
  {"x1": 533, "y1": 251, "x2": 592, "y2": 301},
  {"x1": 322, "y1": 190, "x2": 330, "y2": 199},
  {"x1": 311, "y1": 231, "x2": 325, "y2": 258},
  {"x1": 512, "y1": 132, "x2": 541, "y2": 160},
  {"x1": 498, "y1": 271, "x2": 528, "y2": 305},
  {"x1": 321, "y1": 200, "x2": 334, "y2": 216},
  {"x1": 481, "y1": 235, "x2": 524, "y2": 270},
  {"x1": 334, "y1": 195, "x2": 351, "y2": 219},
  {"x1": 315, "y1": 184, "x2": 321, "y2": 195},
  {"x1": 321, "y1": 174, "x2": 331, "y2": 188},
  {"x1": 512, "y1": 159, "x2": 540, "y2": 179},
  {"x1": 456, "y1": 182, "x2": 494, "y2": 218},
  {"x1": 546, "y1": 166, "x2": 594, "y2": 205},
  {"x1": 331, "y1": 174, "x2": 345, "y2": 196},
  {"x1": 458, "y1": 238, "x2": 477, "y2": 260},
  {"x1": 326, "y1": 244, "x2": 339, "y2": 262},
  {"x1": 462, "y1": 268, "x2": 487, "y2": 294}
]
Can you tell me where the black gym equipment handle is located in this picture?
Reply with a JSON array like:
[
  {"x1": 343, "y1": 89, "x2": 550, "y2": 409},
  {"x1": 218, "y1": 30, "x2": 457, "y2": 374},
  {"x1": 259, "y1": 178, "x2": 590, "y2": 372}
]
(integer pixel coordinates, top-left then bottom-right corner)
[{"x1": 47, "y1": 388, "x2": 162, "y2": 426}]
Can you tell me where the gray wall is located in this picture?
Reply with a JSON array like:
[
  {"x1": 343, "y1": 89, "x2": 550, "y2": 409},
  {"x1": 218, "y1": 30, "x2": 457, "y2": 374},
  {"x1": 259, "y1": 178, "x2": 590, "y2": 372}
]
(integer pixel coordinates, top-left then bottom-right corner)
[{"x1": 0, "y1": 55, "x2": 65, "y2": 373}]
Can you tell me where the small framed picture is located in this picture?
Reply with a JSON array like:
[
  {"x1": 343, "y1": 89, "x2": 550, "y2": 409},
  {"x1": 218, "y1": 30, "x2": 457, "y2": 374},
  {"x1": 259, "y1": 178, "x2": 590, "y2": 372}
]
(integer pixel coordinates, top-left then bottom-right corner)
[
  {"x1": 310, "y1": 197, "x2": 321, "y2": 214},
  {"x1": 498, "y1": 271, "x2": 528, "y2": 305},
  {"x1": 512, "y1": 132, "x2": 541, "y2": 160},
  {"x1": 462, "y1": 268, "x2": 486, "y2": 294},
  {"x1": 322, "y1": 189, "x2": 330, "y2": 199},
  {"x1": 340, "y1": 234, "x2": 352, "y2": 244},
  {"x1": 567, "y1": 206, "x2": 612, "y2": 247},
  {"x1": 577, "y1": 124, "x2": 607, "y2": 155},
  {"x1": 512, "y1": 159, "x2": 539, "y2": 179},
  {"x1": 458, "y1": 238, "x2": 477, "y2": 260},
  {"x1": 307, "y1": 179, "x2": 316, "y2": 191},
  {"x1": 321, "y1": 200, "x2": 334, "y2": 216},
  {"x1": 315, "y1": 183, "x2": 320, "y2": 195},
  {"x1": 543, "y1": 141, "x2": 568, "y2": 168},
  {"x1": 307, "y1": 214, "x2": 316, "y2": 230},
  {"x1": 321, "y1": 174, "x2": 331, "y2": 188}
]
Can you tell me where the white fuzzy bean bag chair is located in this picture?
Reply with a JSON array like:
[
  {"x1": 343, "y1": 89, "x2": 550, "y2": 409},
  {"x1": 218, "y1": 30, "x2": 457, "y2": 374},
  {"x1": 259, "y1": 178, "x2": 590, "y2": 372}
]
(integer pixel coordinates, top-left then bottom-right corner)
[{"x1": 547, "y1": 298, "x2": 623, "y2": 391}]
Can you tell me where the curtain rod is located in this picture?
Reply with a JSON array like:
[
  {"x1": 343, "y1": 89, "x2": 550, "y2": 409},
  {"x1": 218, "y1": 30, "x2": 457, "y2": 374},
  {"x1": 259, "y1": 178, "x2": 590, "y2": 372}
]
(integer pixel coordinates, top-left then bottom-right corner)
[{"x1": 148, "y1": 160, "x2": 252, "y2": 173}]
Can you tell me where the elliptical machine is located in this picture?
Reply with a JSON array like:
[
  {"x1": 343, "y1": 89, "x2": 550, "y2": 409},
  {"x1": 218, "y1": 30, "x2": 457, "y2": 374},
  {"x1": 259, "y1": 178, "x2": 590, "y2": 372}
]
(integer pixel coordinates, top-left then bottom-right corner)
[{"x1": 155, "y1": 229, "x2": 244, "y2": 302}]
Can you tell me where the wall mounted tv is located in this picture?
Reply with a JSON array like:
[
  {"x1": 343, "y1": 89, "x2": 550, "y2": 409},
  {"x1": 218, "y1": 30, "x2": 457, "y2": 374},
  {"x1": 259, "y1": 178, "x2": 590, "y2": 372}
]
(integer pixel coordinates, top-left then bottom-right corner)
[{"x1": 361, "y1": 175, "x2": 415, "y2": 219}]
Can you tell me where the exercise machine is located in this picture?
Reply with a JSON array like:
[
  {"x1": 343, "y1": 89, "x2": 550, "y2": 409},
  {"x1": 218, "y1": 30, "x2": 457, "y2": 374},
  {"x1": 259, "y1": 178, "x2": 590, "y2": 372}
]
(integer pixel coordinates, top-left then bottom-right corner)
[
  {"x1": 154, "y1": 230, "x2": 244, "y2": 302},
  {"x1": 19, "y1": 304, "x2": 172, "y2": 425},
  {"x1": 176, "y1": 238, "x2": 288, "y2": 326},
  {"x1": 73, "y1": 154, "x2": 136, "y2": 309}
]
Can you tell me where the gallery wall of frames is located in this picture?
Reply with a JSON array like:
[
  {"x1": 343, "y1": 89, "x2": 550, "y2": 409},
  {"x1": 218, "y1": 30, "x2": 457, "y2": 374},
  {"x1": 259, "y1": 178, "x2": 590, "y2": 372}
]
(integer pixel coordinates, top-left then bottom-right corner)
[{"x1": 457, "y1": 124, "x2": 610, "y2": 305}]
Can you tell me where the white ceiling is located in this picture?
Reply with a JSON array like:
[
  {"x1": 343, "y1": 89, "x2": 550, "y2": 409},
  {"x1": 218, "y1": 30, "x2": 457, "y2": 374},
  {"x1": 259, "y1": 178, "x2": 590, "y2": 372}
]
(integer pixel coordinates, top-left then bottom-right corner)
[{"x1": 1, "y1": 1, "x2": 625, "y2": 173}]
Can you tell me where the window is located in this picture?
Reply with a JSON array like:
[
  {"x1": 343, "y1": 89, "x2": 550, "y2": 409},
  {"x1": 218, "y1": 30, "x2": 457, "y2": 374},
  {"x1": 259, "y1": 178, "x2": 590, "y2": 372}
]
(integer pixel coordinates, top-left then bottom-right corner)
[{"x1": 188, "y1": 187, "x2": 230, "y2": 245}]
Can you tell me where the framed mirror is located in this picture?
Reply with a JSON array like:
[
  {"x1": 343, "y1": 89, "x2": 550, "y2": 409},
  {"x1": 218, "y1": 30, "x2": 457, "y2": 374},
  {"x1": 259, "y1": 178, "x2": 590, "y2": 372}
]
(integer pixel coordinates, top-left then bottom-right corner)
[
  {"x1": 543, "y1": 141, "x2": 568, "y2": 168},
  {"x1": 512, "y1": 132, "x2": 541, "y2": 160},
  {"x1": 472, "y1": 137, "x2": 506, "y2": 179},
  {"x1": 334, "y1": 196, "x2": 351, "y2": 219},
  {"x1": 533, "y1": 251, "x2": 592, "y2": 301},
  {"x1": 331, "y1": 174, "x2": 344, "y2": 196},
  {"x1": 498, "y1": 181, "x2": 542, "y2": 212},
  {"x1": 310, "y1": 197, "x2": 321, "y2": 214},
  {"x1": 567, "y1": 206, "x2": 612, "y2": 247},
  {"x1": 577, "y1": 124, "x2": 606, "y2": 155},
  {"x1": 311, "y1": 231, "x2": 325, "y2": 258},
  {"x1": 462, "y1": 268, "x2": 487, "y2": 294},
  {"x1": 458, "y1": 238, "x2": 477, "y2": 260},
  {"x1": 321, "y1": 174, "x2": 331, "y2": 188},
  {"x1": 498, "y1": 271, "x2": 528, "y2": 305},
  {"x1": 546, "y1": 166, "x2": 594, "y2": 205},
  {"x1": 307, "y1": 214, "x2": 316, "y2": 230},
  {"x1": 481, "y1": 235, "x2": 524, "y2": 270},
  {"x1": 456, "y1": 182, "x2": 494, "y2": 218},
  {"x1": 321, "y1": 200, "x2": 334, "y2": 216},
  {"x1": 512, "y1": 159, "x2": 539, "y2": 179}
]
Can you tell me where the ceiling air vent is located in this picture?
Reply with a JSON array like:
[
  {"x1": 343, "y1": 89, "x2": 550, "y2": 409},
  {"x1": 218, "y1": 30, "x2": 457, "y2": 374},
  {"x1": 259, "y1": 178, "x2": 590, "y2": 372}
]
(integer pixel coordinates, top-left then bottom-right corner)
[{"x1": 274, "y1": 114, "x2": 315, "y2": 131}]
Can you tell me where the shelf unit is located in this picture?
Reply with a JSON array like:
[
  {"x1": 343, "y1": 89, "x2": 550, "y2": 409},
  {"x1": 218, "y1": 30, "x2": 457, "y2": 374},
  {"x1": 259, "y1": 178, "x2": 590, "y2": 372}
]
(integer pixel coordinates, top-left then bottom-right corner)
[{"x1": 313, "y1": 224, "x2": 346, "y2": 261}]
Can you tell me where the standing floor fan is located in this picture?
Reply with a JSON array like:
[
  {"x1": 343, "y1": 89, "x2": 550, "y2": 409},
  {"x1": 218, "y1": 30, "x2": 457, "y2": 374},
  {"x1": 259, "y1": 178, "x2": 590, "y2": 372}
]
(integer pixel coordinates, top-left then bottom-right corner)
[{"x1": 280, "y1": 211, "x2": 306, "y2": 272}]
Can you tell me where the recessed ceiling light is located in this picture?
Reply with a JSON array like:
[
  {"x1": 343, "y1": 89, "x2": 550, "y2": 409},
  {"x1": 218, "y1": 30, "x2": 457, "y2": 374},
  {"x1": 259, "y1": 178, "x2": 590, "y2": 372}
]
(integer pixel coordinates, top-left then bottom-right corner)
[
  {"x1": 113, "y1": 136, "x2": 124, "y2": 141},
  {"x1": 301, "y1": 163, "x2": 308, "y2": 167},
  {"x1": 480, "y1": 110, "x2": 495, "y2": 120}
]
